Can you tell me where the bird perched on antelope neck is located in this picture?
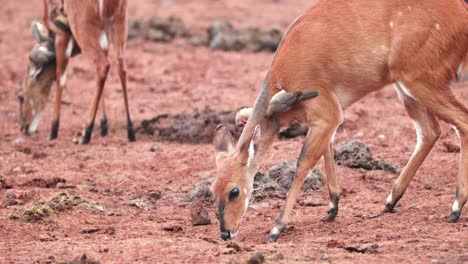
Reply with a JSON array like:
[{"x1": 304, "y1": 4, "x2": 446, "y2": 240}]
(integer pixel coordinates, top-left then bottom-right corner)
[{"x1": 266, "y1": 90, "x2": 319, "y2": 117}]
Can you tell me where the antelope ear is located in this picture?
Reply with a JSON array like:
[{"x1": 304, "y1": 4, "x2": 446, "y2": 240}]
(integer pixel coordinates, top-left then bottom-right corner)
[
  {"x1": 31, "y1": 20, "x2": 50, "y2": 43},
  {"x1": 30, "y1": 43, "x2": 56, "y2": 66},
  {"x1": 213, "y1": 125, "x2": 236, "y2": 154}
]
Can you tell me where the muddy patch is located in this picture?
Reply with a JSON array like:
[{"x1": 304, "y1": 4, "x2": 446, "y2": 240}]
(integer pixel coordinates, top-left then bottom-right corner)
[
  {"x1": 335, "y1": 139, "x2": 399, "y2": 174},
  {"x1": 190, "y1": 160, "x2": 324, "y2": 204},
  {"x1": 128, "y1": 17, "x2": 283, "y2": 53},
  {"x1": 10, "y1": 192, "x2": 88, "y2": 222},
  {"x1": 138, "y1": 108, "x2": 241, "y2": 144},
  {"x1": 129, "y1": 16, "x2": 188, "y2": 42},
  {"x1": 207, "y1": 20, "x2": 283, "y2": 52}
]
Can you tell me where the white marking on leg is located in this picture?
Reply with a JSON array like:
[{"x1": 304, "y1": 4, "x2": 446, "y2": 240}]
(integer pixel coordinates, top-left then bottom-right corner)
[
  {"x1": 271, "y1": 226, "x2": 280, "y2": 236},
  {"x1": 99, "y1": 31, "x2": 108, "y2": 50},
  {"x1": 396, "y1": 82, "x2": 416, "y2": 100},
  {"x1": 457, "y1": 63, "x2": 464, "y2": 80},
  {"x1": 329, "y1": 201, "x2": 335, "y2": 209},
  {"x1": 230, "y1": 231, "x2": 238, "y2": 239},
  {"x1": 452, "y1": 200, "x2": 460, "y2": 212},
  {"x1": 65, "y1": 39, "x2": 74, "y2": 58},
  {"x1": 28, "y1": 112, "x2": 44, "y2": 134},
  {"x1": 413, "y1": 121, "x2": 424, "y2": 152},
  {"x1": 452, "y1": 126, "x2": 461, "y2": 139},
  {"x1": 60, "y1": 71, "x2": 67, "y2": 87},
  {"x1": 386, "y1": 193, "x2": 393, "y2": 204},
  {"x1": 98, "y1": 0, "x2": 104, "y2": 18}
]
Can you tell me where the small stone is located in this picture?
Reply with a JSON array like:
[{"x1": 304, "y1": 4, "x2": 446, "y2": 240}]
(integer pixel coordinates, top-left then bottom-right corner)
[
  {"x1": 6, "y1": 189, "x2": 15, "y2": 200},
  {"x1": 150, "y1": 144, "x2": 162, "y2": 152},
  {"x1": 247, "y1": 252, "x2": 265, "y2": 264},
  {"x1": 424, "y1": 183, "x2": 432, "y2": 190},
  {"x1": 190, "y1": 200, "x2": 212, "y2": 226}
]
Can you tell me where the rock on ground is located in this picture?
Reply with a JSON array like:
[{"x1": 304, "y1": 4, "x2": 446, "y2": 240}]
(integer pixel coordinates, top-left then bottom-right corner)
[
  {"x1": 190, "y1": 178, "x2": 214, "y2": 203},
  {"x1": 190, "y1": 200, "x2": 212, "y2": 226}
]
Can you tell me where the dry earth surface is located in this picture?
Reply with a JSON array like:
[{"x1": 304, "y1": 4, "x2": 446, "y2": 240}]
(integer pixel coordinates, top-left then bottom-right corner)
[{"x1": 0, "y1": 0, "x2": 467, "y2": 263}]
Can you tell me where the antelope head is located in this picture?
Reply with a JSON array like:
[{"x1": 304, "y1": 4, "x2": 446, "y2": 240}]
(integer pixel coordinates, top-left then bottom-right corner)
[
  {"x1": 211, "y1": 124, "x2": 261, "y2": 241},
  {"x1": 212, "y1": 87, "x2": 318, "y2": 240},
  {"x1": 19, "y1": 20, "x2": 56, "y2": 134}
]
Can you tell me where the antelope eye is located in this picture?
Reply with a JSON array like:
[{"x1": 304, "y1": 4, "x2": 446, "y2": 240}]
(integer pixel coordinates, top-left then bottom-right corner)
[
  {"x1": 18, "y1": 95, "x2": 24, "y2": 103},
  {"x1": 229, "y1": 187, "x2": 240, "y2": 201}
]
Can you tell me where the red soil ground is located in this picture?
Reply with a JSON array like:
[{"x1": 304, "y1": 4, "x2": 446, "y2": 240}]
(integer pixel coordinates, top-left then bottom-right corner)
[{"x1": 0, "y1": 0, "x2": 467, "y2": 263}]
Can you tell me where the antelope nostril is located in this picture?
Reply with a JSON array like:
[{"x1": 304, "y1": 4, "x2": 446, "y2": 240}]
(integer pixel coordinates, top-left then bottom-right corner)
[{"x1": 220, "y1": 231, "x2": 231, "y2": 241}]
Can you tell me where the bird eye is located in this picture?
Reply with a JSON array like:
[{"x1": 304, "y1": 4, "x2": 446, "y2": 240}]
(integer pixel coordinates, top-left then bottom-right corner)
[
  {"x1": 229, "y1": 187, "x2": 240, "y2": 201},
  {"x1": 18, "y1": 95, "x2": 24, "y2": 104}
]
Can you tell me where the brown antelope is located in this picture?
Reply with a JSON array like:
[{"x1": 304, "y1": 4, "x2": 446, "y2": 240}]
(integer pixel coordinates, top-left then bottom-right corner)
[
  {"x1": 212, "y1": 0, "x2": 468, "y2": 242},
  {"x1": 19, "y1": 0, "x2": 136, "y2": 144}
]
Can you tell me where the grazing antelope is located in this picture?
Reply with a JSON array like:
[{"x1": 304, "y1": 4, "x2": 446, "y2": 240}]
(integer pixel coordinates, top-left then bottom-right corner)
[
  {"x1": 212, "y1": 0, "x2": 468, "y2": 242},
  {"x1": 19, "y1": 0, "x2": 136, "y2": 144}
]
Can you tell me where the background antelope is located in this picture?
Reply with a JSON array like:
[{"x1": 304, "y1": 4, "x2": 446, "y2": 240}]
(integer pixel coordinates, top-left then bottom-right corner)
[
  {"x1": 19, "y1": 0, "x2": 136, "y2": 144},
  {"x1": 212, "y1": 0, "x2": 468, "y2": 242}
]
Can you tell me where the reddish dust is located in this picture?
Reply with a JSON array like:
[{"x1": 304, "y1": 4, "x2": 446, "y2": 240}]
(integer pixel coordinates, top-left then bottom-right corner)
[{"x1": 0, "y1": 0, "x2": 467, "y2": 263}]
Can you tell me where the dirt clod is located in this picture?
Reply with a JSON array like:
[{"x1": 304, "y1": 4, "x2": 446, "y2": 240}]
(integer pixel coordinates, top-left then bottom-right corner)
[
  {"x1": 190, "y1": 200, "x2": 212, "y2": 226},
  {"x1": 443, "y1": 141, "x2": 460, "y2": 153},
  {"x1": 81, "y1": 227, "x2": 101, "y2": 234},
  {"x1": 247, "y1": 252, "x2": 265, "y2": 264},
  {"x1": 335, "y1": 139, "x2": 399, "y2": 173},
  {"x1": 64, "y1": 254, "x2": 100, "y2": 264},
  {"x1": 0, "y1": 179, "x2": 12, "y2": 189},
  {"x1": 163, "y1": 225, "x2": 183, "y2": 233},
  {"x1": 32, "y1": 151, "x2": 47, "y2": 159},
  {"x1": 268, "y1": 160, "x2": 323, "y2": 191},
  {"x1": 190, "y1": 178, "x2": 214, "y2": 203},
  {"x1": 342, "y1": 244, "x2": 383, "y2": 254},
  {"x1": 21, "y1": 177, "x2": 66, "y2": 188},
  {"x1": 146, "y1": 190, "x2": 162, "y2": 202}
]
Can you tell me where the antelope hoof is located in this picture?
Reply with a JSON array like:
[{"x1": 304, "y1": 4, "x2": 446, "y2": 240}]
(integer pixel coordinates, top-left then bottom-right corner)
[
  {"x1": 322, "y1": 208, "x2": 338, "y2": 222},
  {"x1": 100, "y1": 118, "x2": 108, "y2": 137},
  {"x1": 267, "y1": 224, "x2": 285, "y2": 243},
  {"x1": 447, "y1": 212, "x2": 460, "y2": 223},
  {"x1": 127, "y1": 119, "x2": 136, "y2": 142},
  {"x1": 48, "y1": 120, "x2": 59, "y2": 140},
  {"x1": 383, "y1": 204, "x2": 396, "y2": 213},
  {"x1": 80, "y1": 124, "x2": 94, "y2": 145}
]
